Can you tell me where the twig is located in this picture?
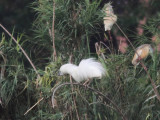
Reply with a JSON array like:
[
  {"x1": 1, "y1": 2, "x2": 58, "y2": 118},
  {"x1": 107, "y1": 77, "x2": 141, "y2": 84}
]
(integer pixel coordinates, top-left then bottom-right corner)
[
  {"x1": 100, "y1": 41, "x2": 112, "y2": 54},
  {"x1": 95, "y1": 42, "x2": 100, "y2": 57},
  {"x1": 95, "y1": 42, "x2": 106, "y2": 60},
  {"x1": 108, "y1": 30, "x2": 115, "y2": 54},
  {"x1": 24, "y1": 97, "x2": 43, "y2": 115},
  {"x1": 115, "y1": 22, "x2": 160, "y2": 102},
  {"x1": 51, "y1": 82, "x2": 128, "y2": 120},
  {"x1": 0, "y1": 24, "x2": 41, "y2": 88},
  {"x1": 52, "y1": 0, "x2": 57, "y2": 61}
]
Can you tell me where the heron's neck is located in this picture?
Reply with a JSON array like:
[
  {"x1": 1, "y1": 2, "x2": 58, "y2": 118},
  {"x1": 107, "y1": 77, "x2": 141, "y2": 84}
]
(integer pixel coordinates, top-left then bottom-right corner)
[{"x1": 64, "y1": 64, "x2": 79, "y2": 75}]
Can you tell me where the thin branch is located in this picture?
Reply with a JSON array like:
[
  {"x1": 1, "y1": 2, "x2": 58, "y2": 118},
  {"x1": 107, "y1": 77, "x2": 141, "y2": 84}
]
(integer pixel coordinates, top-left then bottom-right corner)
[
  {"x1": 108, "y1": 31, "x2": 115, "y2": 54},
  {"x1": 100, "y1": 41, "x2": 112, "y2": 54},
  {"x1": 95, "y1": 42, "x2": 106, "y2": 60},
  {"x1": 115, "y1": 22, "x2": 160, "y2": 102},
  {"x1": 52, "y1": 0, "x2": 57, "y2": 61},
  {"x1": 24, "y1": 97, "x2": 44, "y2": 115},
  {"x1": 0, "y1": 24, "x2": 40, "y2": 88},
  {"x1": 51, "y1": 82, "x2": 128, "y2": 120}
]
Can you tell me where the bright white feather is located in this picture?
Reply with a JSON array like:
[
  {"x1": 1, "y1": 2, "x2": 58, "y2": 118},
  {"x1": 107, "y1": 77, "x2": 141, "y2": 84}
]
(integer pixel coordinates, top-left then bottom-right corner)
[{"x1": 59, "y1": 58, "x2": 106, "y2": 82}]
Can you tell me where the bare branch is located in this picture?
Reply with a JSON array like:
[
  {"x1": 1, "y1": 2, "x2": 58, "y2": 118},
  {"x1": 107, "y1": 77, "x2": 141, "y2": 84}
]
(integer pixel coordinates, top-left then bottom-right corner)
[{"x1": 52, "y1": 0, "x2": 57, "y2": 61}]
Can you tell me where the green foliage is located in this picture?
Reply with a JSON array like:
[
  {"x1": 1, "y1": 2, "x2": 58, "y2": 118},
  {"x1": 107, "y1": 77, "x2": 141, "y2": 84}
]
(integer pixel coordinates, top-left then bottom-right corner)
[
  {"x1": 1, "y1": 0, "x2": 160, "y2": 120},
  {"x1": 31, "y1": 0, "x2": 104, "y2": 59}
]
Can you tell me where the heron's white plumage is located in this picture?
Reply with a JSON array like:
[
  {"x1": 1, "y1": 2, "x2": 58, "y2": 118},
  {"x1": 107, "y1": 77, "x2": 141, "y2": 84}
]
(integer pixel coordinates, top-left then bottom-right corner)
[{"x1": 59, "y1": 58, "x2": 106, "y2": 82}]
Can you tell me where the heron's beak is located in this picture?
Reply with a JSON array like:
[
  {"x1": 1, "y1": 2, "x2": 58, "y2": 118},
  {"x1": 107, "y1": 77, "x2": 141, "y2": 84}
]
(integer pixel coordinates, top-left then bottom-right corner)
[{"x1": 58, "y1": 71, "x2": 63, "y2": 76}]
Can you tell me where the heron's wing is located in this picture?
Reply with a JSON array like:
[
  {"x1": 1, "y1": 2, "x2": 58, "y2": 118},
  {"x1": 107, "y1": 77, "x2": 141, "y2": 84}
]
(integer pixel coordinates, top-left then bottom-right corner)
[{"x1": 79, "y1": 58, "x2": 106, "y2": 78}]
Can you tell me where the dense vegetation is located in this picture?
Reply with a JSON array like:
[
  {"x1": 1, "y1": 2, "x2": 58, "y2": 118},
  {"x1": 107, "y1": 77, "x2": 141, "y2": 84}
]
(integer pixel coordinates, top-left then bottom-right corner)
[{"x1": 0, "y1": 0, "x2": 160, "y2": 119}]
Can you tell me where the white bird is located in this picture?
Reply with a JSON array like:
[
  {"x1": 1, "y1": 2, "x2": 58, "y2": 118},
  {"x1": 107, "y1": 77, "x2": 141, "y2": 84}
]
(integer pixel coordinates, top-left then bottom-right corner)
[
  {"x1": 132, "y1": 44, "x2": 153, "y2": 66},
  {"x1": 59, "y1": 58, "x2": 106, "y2": 83}
]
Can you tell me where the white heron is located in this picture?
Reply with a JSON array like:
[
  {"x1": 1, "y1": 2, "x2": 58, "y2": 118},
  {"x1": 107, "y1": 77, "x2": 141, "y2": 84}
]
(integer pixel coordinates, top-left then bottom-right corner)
[{"x1": 59, "y1": 58, "x2": 106, "y2": 84}]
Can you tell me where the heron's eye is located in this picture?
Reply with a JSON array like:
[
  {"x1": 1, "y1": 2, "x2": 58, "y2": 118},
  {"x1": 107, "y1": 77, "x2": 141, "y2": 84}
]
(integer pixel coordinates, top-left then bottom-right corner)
[{"x1": 58, "y1": 71, "x2": 63, "y2": 76}]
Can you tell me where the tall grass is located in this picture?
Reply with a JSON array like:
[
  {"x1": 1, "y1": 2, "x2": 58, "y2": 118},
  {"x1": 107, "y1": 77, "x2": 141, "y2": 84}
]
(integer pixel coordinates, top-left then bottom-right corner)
[{"x1": 0, "y1": 0, "x2": 160, "y2": 120}]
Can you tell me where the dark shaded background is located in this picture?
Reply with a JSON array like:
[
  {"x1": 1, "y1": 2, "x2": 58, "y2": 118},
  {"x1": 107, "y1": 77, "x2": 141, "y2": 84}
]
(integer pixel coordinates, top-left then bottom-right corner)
[{"x1": 0, "y1": 0, "x2": 34, "y2": 33}]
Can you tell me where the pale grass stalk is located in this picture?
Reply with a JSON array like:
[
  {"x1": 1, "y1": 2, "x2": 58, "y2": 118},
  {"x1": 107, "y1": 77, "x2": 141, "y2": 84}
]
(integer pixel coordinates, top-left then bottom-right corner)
[
  {"x1": 24, "y1": 97, "x2": 44, "y2": 115},
  {"x1": 144, "y1": 95, "x2": 156, "y2": 103}
]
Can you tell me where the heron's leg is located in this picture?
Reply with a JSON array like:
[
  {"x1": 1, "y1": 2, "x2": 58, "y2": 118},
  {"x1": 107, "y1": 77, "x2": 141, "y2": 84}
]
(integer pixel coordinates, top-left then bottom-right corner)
[{"x1": 83, "y1": 79, "x2": 92, "y2": 86}]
